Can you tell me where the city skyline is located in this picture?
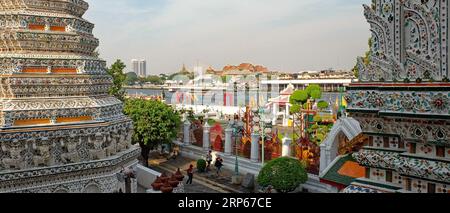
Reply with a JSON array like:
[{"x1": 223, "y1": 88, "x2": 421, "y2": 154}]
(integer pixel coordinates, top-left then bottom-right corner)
[{"x1": 85, "y1": 0, "x2": 371, "y2": 74}]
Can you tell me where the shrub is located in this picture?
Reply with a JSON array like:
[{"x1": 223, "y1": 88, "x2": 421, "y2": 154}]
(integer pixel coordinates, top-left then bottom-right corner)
[
  {"x1": 306, "y1": 84, "x2": 321, "y2": 96},
  {"x1": 310, "y1": 89, "x2": 322, "y2": 100},
  {"x1": 197, "y1": 159, "x2": 207, "y2": 172},
  {"x1": 257, "y1": 157, "x2": 308, "y2": 193},
  {"x1": 317, "y1": 101, "x2": 329, "y2": 110},
  {"x1": 290, "y1": 90, "x2": 309, "y2": 104}
]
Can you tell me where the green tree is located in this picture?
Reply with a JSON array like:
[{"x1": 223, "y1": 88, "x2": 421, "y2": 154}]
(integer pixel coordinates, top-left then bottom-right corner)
[
  {"x1": 124, "y1": 99, "x2": 182, "y2": 167},
  {"x1": 257, "y1": 157, "x2": 308, "y2": 193},
  {"x1": 290, "y1": 90, "x2": 309, "y2": 105},
  {"x1": 310, "y1": 89, "x2": 322, "y2": 100},
  {"x1": 125, "y1": 72, "x2": 138, "y2": 85},
  {"x1": 107, "y1": 60, "x2": 127, "y2": 101},
  {"x1": 306, "y1": 84, "x2": 321, "y2": 97},
  {"x1": 289, "y1": 85, "x2": 323, "y2": 113},
  {"x1": 317, "y1": 101, "x2": 329, "y2": 110},
  {"x1": 159, "y1": 74, "x2": 168, "y2": 81},
  {"x1": 146, "y1": 75, "x2": 164, "y2": 85}
]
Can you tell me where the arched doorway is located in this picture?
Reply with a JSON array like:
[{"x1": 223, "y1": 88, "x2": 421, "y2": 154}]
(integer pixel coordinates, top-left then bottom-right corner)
[{"x1": 319, "y1": 118, "x2": 363, "y2": 174}]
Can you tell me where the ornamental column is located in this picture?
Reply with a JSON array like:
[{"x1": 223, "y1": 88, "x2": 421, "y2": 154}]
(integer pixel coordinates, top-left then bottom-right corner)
[
  {"x1": 203, "y1": 122, "x2": 211, "y2": 151},
  {"x1": 251, "y1": 133, "x2": 260, "y2": 163},
  {"x1": 272, "y1": 103, "x2": 279, "y2": 125},
  {"x1": 285, "y1": 104, "x2": 291, "y2": 126},
  {"x1": 183, "y1": 120, "x2": 191, "y2": 146},
  {"x1": 282, "y1": 135, "x2": 292, "y2": 157},
  {"x1": 225, "y1": 127, "x2": 233, "y2": 156}
]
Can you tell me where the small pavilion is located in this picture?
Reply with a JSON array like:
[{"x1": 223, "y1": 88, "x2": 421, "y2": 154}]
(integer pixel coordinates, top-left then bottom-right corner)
[{"x1": 266, "y1": 84, "x2": 295, "y2": 126}]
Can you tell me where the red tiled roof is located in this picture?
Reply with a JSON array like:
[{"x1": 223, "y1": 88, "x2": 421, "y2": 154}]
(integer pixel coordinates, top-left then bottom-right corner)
[
  {"x1": 222, "y1": 63, "x2": 268, "y2": 72},
  {"x1": 337, "y1": 161, "x2": 366, "y2": 178}
]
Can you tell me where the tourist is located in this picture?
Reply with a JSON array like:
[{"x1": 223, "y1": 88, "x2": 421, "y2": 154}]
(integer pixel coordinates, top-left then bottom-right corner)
[
  {"x1": 214, "y1": 156, "x2": 223, "y2": 176},
  {"x1": 185, "y1": 164, "x2": 194, "y2": 185},
  {"x1": 205, "y1": 150, "x2": 213, "y2": 172},
  {"x1": 167, "y1": 146, "x2": 180, "y2": 160}
]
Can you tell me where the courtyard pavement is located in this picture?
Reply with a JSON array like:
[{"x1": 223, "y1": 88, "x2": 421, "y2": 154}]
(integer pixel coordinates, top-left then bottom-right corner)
[{"x1": 147, "y1": 152, "x2": 254, "y2": 193}]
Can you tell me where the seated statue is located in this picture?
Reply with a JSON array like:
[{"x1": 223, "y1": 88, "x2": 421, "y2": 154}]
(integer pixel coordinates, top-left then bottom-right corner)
[
  {"x1": 61, "y1": 140, "x2": 80, "y2": 164},
  {"x1": 89, "y1": 134, "x2": 106, "y2": 160},
  {"x1": 117, "y1": 133, "x2": 130, "y2": 152},
  {"x1": 2, "y1": 144, "x2": 25, "y2": 170},
  {"x1": 105, "y1": 135, "x2": 118, "y2": 157},
  {"x1": 33, "y1": 145, "x2": 51, "y2": 167},
  {"x1": 89, "y1": 149, "x2": 106, "y2": 160}
]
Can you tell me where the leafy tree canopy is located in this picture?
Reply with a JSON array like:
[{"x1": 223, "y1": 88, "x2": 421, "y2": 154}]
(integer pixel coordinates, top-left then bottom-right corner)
[
  {"x1": 145, "y1": 75, "x2": 165, "y2": 85},
  {"x1": 107, "y1": 59, "x2": 127, "y2": 101},
  {"x1": 317, "y1": 101, "x2": 329, "y2": 110},
  {"x1": 310, "y1": 89, "x2": 322, "y2": 100},
  {"x1": 306, "y1": 84, "x2": 321, "y2": 96},
  {"x1": 290, "y1": 104, "x2": 302, "y2": 114},
  {"x1": 125, "y1": 72, "x2": 138, "y2": 85},
  {"x1": 124, "y1": 99, "x2": 181, "y2": 147},
  {"x1": 124, "y1": 99, "x2": 181, "y2": 166},
  {"x1": 290, "y1": 90, "x2": 309, "y2": 105}
]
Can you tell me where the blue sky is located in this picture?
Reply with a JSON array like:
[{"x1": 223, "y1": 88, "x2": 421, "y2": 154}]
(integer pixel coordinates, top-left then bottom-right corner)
[{"x1": 85, "y1": 0, "x2": 371, "y2": 74}]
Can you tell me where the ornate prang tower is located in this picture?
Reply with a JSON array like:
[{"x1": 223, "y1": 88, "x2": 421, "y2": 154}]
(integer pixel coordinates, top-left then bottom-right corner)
[
  {"x1": 345, "y1": 0, "x2": 450, "y2": 193},
  {"x1": 0, "y1": 0, "x2": 139, "y2": 193}
]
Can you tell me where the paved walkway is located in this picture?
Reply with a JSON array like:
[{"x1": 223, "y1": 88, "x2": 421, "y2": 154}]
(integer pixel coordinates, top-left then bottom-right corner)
[{"x1": 148, "y1": 152, "x2": 254, "y2": 193}]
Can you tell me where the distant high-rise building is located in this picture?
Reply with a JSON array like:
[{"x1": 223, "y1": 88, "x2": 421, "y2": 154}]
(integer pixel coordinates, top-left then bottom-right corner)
[
  {"x1": 139, "y1": 60, "x2": 147, "y2": 77},
  {"x1": 131, "y1": 59, "x2": 147, "y2": 77},
  {"x1": 131, "y1": 59, "x2": 139, "y2": 75}
]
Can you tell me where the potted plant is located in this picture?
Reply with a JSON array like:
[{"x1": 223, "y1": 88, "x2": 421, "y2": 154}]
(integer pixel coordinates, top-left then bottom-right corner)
[
  {"x1": 169, "y1": 175, "x2": 180, "y2": 187},
  {"x1": 175, "y1": 168, "x2": 185, "y2": 181},
  {"x1": 160, "y1": 181, "x2": 173, "y2": 193},
  {"x1": 151, "y1": 177, "x2": 163, "y2": 191},
  {"x1": 160, "y1": 172, "x2": 169, "y2": 183}
]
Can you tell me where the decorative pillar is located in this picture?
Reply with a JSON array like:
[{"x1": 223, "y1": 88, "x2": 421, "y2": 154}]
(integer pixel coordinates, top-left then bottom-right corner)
[
  {"x1": 225, "y1": 127, "x2": 233, "y2": 156},
  {"x1": 251, "y1": 133, "x2": 260, "y2": 163},
  {"x1": 272, "y1": 103, "x2": 279, "y2": 125},
  {"x1": 282, "y1": 135, "x2": 292, "y2": 157},
  {"x1": 203, "y1": 123, "x2": 211, "y2": 151},
  {"x1": 285, "y1": 104, "x2": 291, "y2": 127},
  {"x1": 183, "y1": 120, "x2": 191, "y2": 146}
]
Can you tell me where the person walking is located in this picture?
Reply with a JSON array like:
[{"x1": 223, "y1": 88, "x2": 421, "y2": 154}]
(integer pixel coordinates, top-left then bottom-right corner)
[
  {"x1": 206, "y1": 150, "x2": 213, "y2": 172},
  {"x1": 185, "y1": 164, "x2": 194, "y2": 185},
  {"x1": 214, "y1": 156, "x2": 223, "y2": 176}
]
